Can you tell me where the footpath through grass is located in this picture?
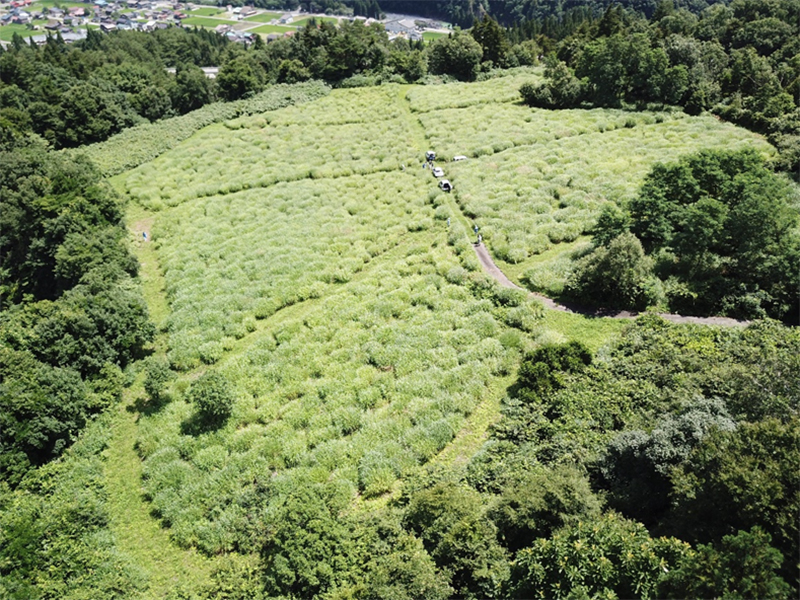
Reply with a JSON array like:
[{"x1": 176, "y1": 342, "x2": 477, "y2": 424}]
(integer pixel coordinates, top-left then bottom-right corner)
[
  {"x1": 104, "y1": 395, "x2": 215, "y2": 598},
  {"x1": 101, "y1": 204, "x2": 217, "y2": 598}
]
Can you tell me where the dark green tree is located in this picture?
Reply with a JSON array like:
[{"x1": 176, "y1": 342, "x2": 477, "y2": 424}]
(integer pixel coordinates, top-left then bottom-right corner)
[
  {"x1": 470, "y1": 14, "x2": 510, "y2": 66},
  {"x1": 216, "y1": 56, "x2": 263, "y2": 101},
  {"x1": 659, "y1": 527, "x2": 792, "y2": 599},
  {"x1": 427, "y1": 30, "x2": 483, "y2": 81},
  {"x1": 519, "y1": 57, "x2": 584, "y2": 108},
  {"x1": 403, "y1": 481, "x2": 509, "y2": 598},
  {"x1": 566, "y1": 232, "x2": 661, "y2": 311},
  {"x1": 171, "y1": 63, "x2": 213, "y2": 114},
  {"x1": 507, "y1": 512, "x2": 691, "y2": 600},
  {"x1": 188, "y1": 371, "x2": 235, "y2": 427},
  {"x1": 629, "y1": 148, "x2": 800, "y2": 320},
  {"x1": 276, "y1": 58, "x2": 311, "y2": 84},
  {"x1": 667, "y1": 418, "x2": 800, "y2": 586},
  {"x1": 490, "y1": 464, "x2": 601, "y2": 552}
]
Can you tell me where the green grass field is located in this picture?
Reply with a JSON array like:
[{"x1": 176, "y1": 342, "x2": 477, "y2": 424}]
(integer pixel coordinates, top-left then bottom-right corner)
[
  {"x1": 243, "y1": 11, "x2": 282, "y2": 22},
  {"x1": 189, "y1": 6, "x2": 225, "y2": 16},
  {"x1": 182, "y1": 15, "x2": 236, "y2": 28},
  {"x1": 291, "y1": 15, "x2": 339, "y2": 27},
  {"x1": 422, "y1": 31, "x2": 448, "y2": 42},
  {"x1": 250, "y1": 23, "x2": 296, "y2": 34},
  {"x1": 29, "y1": 0, "x2": 87, "y2": 8},
  {"x1": 109, "y1": 72, "x2": 775, "y2": 591},
  {"x1": 0, "y1": 20, "x2": 47, "y2": 42}
]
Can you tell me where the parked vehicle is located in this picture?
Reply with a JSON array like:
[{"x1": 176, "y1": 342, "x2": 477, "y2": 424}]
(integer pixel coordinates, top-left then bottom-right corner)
[
  {"x1": 432, "y1": 167, "x2": 444, "y2": 177},
  {"x1": 426, "y1": 150, "x2": 436, "y2": 162},
  {"x1": 439, "y1": 179, "x2": 452, "y2": 192},
  {"x1": 453, "y1": 155, "x2": 467, "y2": 161}
]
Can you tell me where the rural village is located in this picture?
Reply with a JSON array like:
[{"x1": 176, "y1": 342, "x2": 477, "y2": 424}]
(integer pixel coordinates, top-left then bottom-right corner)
[{"x1": 0, "y1": 0, "x2": 451, "y2": 47}]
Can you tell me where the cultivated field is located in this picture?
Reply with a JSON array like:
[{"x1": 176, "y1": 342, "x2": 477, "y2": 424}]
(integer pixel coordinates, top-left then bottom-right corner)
[
  {"x1": 120, "y1": 71, "x2": 772, "y2": 556},
  {"x1": 119, "y1": 86, "x2": 416, "y2": 209}
]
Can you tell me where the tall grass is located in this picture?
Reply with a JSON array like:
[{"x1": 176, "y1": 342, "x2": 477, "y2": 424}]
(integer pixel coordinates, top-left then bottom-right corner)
[
  {"x1": 136, "y1": 241, "x2": 538, "y2": 553},
  {"x1": 448, "y1": 115, "x2": 773, "y2": 283},
  {"x1": 119, "y1": 105, "x2": 417, "y2": 209},
  {"x1": 122, "y1": 71, "x2": 777, "y2": 560},
  {"x1": 406, "y1": 68, "x2": 542, "y2": 113},
  {"x1": 154, "y1": 171, "x2": 436, "y2": 368},
  {"x1": 69, "y1": 81, "x2": 330, "y2": 177}
]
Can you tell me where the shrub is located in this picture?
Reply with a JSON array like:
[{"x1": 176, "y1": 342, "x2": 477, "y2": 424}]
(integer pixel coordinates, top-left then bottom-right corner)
[
  {"x1": 144, "y1": 356, "x2": 173, "y2": 404},
  {"x1": 188, "y1": 372, "x2": 234, "y2": 428},
  {"x1": 565, "y1": 232, "x2": 661, "y2": 311}
]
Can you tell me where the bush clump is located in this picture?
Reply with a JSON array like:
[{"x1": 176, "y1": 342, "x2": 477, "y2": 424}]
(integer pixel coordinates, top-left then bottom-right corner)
[{"x1": 188, "y1": 372, "x2": 234, "y2": 428}]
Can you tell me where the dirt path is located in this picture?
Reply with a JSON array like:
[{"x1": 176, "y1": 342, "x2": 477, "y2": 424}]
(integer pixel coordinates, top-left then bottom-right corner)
[{"x1": 472, "y1": 242, "x2": 750, "y2": 327}]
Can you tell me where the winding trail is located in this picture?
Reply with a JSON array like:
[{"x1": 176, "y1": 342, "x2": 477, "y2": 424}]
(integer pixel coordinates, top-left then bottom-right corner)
[{"x1": 472, "y1": 242, "x2": 751, "y2": 327}]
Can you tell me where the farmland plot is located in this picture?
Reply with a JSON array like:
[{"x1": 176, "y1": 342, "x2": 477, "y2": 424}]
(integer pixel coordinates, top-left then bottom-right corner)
[
  {"x1": 262, "y1": 85, "x2": 405, "y2": 126},
  {"x1": 407, "y1": 68, "x2": 542, "y2": 112},
  {"x1": 419, "y1": 102, "x2": 667, "y2": 160},
  {"x1": 136, "y1": 240, "x2": 541, "y2": 554},
  {"x1": 448, "y1": 115, "x2": 773, "y2": 270},
  {"x1": 154, "y1": 171, "x2": 437, "y2": 368},
  {"x1": 120, "y1": 110, "x2": 416, "y2": 209}
]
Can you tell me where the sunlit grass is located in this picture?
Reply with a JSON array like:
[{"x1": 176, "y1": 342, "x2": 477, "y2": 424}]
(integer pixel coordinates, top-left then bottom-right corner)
[
  {"x1": 116, "y1": 71, "x2": 777, "y2": 560},
  {"x1": 243, "y1": 11, "x2": 282, "y2": 22},
  {"x1": 446, "y1": 114, "x2": 773, "y2": 294},
  {"x1": 189, "y1": 6, "x2": 225, "y2": 16},
  {"x1": 407, "y1": 68, "x2": 542, "y2": 112}
]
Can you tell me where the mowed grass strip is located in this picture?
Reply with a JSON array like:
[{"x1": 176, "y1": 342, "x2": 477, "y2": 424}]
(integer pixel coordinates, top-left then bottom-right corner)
[
  {"x1": 250, "y1": 23, "x2": 297, "y2": 34},
  {"x1": 243, "y1": 11, "x2": 282, "y2": 22},
  {"x1": 292, "y1": 15, "x2": 339, "y2": 26},
  {"x1": 0, "y1": 24, "x2": 39, "y2": 41},
  {"x1": 182, "y1": 15, "x2": 237, "y2": 27},
  {"x1": 422, "y1": 31, "x2": 448, "y2": 42},
  {"x1": 189, "y1": 6, "x2": 225, "y2": 16}
]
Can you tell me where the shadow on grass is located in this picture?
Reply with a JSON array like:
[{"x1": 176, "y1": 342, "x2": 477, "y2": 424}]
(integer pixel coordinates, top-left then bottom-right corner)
[
  {"x1": 180, "y1": 412, "x2": 225, "y2": 437},
  {"x1": 127, "y1": 393, "x2": 171, "y2": 417}
]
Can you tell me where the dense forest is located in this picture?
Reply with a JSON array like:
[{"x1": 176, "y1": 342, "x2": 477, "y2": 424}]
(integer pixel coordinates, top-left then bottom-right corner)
[
  {"x1": 517, "y1": 0, "x2": 800, "y2": 179},
  {"x1": 1, "y1": 0, "x2": 799, "y2": 598}
]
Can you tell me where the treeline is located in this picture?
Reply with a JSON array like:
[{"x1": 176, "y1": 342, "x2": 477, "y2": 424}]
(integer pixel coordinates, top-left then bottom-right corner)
[
  {"x1": 566, "y1": 148, "x2": 800, "y2": 322},
  {"x1": 517, "y1": 0, "x2": 800, "y2": 177},
  {"x1": 0, "y1": 27, "x2": 228, "y2": 148},
  {"x1": 0, "y1": 136, "x2": 153, "y2": 487},
  {"x1": 378, "y1": 0, "x2": 724, "y2": 26},
  {"x1": 0, "y1": 19, "x2": 527, "y2": 150}
]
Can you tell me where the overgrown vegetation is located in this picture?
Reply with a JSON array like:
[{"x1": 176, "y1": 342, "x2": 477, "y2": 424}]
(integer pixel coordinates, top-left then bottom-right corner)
[
  {"x1": 0, "y1": 138, "x2": 153, "y2": 487},
  {"x1": 518, "y1": 0, "x2": 800, "y2": 180},
  {"x1": 2, "y1": 35, "x2": 798, "y2": 599},
  {"x1": 72, "y1": 81, "x2": 330, "y2": 177},
  {"x1": 569, "y1": 148, "x2": 800, "y2": 321}
]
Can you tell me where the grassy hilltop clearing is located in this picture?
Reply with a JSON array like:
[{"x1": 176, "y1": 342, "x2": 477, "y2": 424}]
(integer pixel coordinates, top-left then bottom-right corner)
[
  {"x1": 96, "y1": 71, "x2": 795, "y2": 595},
  {"x1": 2, "y1": 71, "x2": 797, "y2": 599}
]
